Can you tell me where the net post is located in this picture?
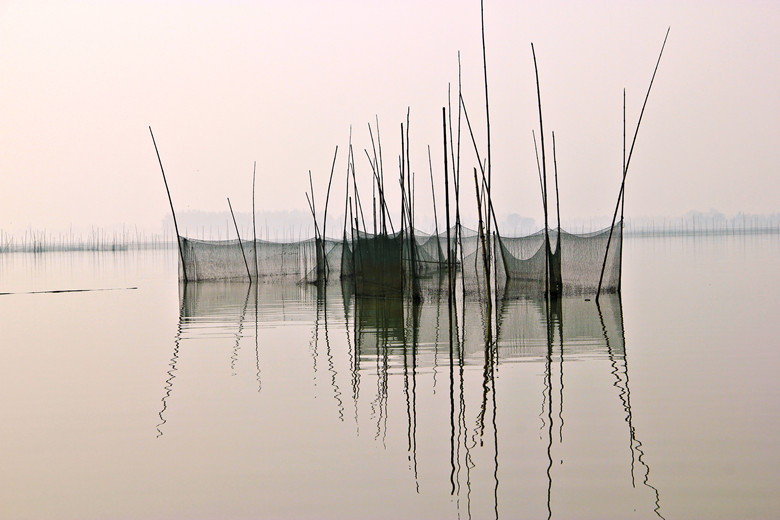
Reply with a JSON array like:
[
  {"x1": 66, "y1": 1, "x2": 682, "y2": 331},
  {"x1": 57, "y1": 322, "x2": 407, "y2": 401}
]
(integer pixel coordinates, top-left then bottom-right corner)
[
  {"x1": 149, "y1": 126, "x2": 188, "y2": 283},
  {"x1": 227, "y1": 197, "x2": 252, "y2": 281}
]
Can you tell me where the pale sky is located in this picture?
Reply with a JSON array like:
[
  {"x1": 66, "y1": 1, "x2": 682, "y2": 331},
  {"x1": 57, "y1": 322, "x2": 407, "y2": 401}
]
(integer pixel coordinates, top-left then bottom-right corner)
[{"x1": 1, "y1": 0, "x2": 778, "y2": 235}]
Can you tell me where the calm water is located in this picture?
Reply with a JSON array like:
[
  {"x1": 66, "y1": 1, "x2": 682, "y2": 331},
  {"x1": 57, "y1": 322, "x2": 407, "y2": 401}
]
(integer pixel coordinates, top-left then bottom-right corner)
[{"x1": 1, "y1": 234, "x2": 778, "y2": 519}]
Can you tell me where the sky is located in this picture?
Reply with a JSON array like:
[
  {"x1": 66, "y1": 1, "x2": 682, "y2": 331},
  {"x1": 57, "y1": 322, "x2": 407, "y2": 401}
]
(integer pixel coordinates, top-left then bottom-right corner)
[{"x1": 1, "y1": 0, "x2": 778, "y2": 236}]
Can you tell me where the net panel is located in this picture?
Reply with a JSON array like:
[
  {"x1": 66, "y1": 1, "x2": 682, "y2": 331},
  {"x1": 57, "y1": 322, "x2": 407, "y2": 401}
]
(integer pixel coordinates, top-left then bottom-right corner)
[
  {"x1": 352, "y1": 231, "x2": 405, "y2": 295},
  {"x1": 176, "y1": 222, "x2": 623, "y2": 296},
  {"x1": 180, "y1": 237, "x2": 319, "y2": 282},
  {"x1": 497, "y1": 223, "x2": 622, "y2": 295}
]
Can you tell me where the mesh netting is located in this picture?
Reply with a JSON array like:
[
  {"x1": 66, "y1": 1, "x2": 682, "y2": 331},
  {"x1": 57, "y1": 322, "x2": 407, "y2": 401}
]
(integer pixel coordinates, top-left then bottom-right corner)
[
  {"x1": 176, "y1": 221, "x2": 623, "y2": 296},
  {"x1": 180, "y1": 237, "x2": 319, "y2": 282},
  {"x1": 411, "y1": 231, "x2": 447, "y2": 276},
  {"x1": 497, "y1": 223, "x2": 622, "y2": 295},
  {"x1": 351, "y1": 231, "x2": 405, "y2": 295}
]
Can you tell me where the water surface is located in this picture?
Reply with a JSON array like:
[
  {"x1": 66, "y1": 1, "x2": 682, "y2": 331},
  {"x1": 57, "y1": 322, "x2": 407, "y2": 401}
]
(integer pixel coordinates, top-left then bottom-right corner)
[{"x1": 1, "y1": 234, "x2": 777, "y2": 519}]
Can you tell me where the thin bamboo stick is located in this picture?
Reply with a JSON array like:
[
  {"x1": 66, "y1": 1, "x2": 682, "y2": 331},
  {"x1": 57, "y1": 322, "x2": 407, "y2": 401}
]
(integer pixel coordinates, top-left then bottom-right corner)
[
  {"x1": 443, "y1": 107, "x2": 453, "y2": 295},
  {"x1": 322, "y1": 145, "x2": 338, "y2": 241},
  {"x1": 618, "y1": 89, "x2": 626, "y2": 292},
  {"x1": 227, "y1": 197, "x2": 252, "y2": 280},
  {"x1": 428, "y1": 145, "x2": 440, "y2": 240},
  {"x1": 321, "y1": 145, "x2": 339, "y2": 279},
  {"x1": 149, "y1": 126, "x2": 188, "y2": 282},
  {"x1": 252, "y1": 161, "x2": 258, "y2": 279},
  {"x1": 367, "y1": 122, "x2": 385, "y2": 234},
  {"x1": 597, "y1": 28, "x2": 670, "y2": 301},
  {"x1": 480, "y1": 0, "x2": 493, "y2": 306},
  {"x1": 531, "y1": 43, "x2": 551, "y2": 299}
]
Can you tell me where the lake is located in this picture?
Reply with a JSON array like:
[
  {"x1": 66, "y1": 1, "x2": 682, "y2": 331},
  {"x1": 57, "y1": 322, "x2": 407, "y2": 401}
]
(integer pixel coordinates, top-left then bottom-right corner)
[{"x1": 1, "y1": 233, "x2": 778, "y2": 519}]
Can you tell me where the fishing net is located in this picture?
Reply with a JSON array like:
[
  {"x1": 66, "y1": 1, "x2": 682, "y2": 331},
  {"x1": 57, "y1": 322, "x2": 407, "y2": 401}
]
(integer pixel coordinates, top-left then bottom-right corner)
[
  {"x1": 179, "y1": 237, "x2": 319, "y2": 282},
  {"x1": 176, "y1": 221, "x2": 623, "y2": 297},
  {"x1": 497, "y1": 222, "x2": 623, "y2": 295},
  {"x1": 411, "y1": 230, "x2": 447, "y2": 276},
  {"x1": 351, "y1": 230, "x2": 406, "y2": 295}
]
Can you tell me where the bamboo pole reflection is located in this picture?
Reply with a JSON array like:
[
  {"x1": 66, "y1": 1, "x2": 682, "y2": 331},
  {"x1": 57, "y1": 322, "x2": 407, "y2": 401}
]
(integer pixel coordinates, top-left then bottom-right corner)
[
  {"x1": 156, "y1": 282, "x2": 263, "y2": 437},
  {"x1": 156, "y1": 279, "x2": 663, "y2": 519},
  {"x1": 155, "y1": 293, "x2": 183, "y2": 438}
]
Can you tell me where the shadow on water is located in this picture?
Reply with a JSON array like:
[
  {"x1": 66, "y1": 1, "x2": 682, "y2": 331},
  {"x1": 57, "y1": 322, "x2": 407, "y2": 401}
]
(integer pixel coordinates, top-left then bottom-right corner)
[{"x1": 156, "y1": 278, "x2": 663, "y2": 518}]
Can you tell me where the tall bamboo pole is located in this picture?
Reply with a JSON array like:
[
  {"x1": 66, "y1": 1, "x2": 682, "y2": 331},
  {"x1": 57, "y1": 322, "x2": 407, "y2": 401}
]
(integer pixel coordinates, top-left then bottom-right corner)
[
  {"x1": 597, "y1": 28, "x2": 670, "y2": 301},
  {"x1": 322, "y1": 145, "x2": 338, "y2": 241},
  {"x1": 252, "y1": 161, "x2": 258, "y2": 279},
  {"x1": 552, "y1": 131, "x2": 561, "y2": 294},
  {"x1": 149, "y1": 126, "x2": 188, "y2": 282},
  {"x1": 375, "y1": 115, "x2": 390, "y2": 233},
  {"x1": 364, "y1": 148, "x2": 394, "y2": 234},
  {"x1": 455, "y1": 52, "x2": 465, "y2": 300},
  {"x1": 443, "y1": 107, "x2": 453, "y2": 295},
  {"x1": 227, "y1": 197, "x2": 252, "y2": 280},
  {"x1": 473, "y1": 167, "x2": 492, "y2": 340},
  {"x1": 618, "y1": 89, "x2": 626, "y2": 292},
  {"x1": 350, "y1": 142, "x2": 369, "y2": 234},
  {"x1": 368, "y1": 122, "x2": 386, "y2": 234},
  {"x1": 428, "y1": 145, "x2": 440, "y2": 241},
  {"x1": 531, "y1": 43, "x2": 551, "y2": 300},
  {"x1": 342, "y1": 150, "x2": 351, "y2": 241},
  {"x1": 322, "y1": 145, "x2": 339, "y2": 279},
  {"x1": 480, "y1": 0, "x2": 493, "y2": 307}
]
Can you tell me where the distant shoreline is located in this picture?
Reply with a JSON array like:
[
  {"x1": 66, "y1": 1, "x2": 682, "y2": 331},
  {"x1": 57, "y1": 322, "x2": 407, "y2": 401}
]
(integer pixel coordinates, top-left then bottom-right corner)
[{"x1": 1, "y1": 225, "x2": 777, "y2": 254}]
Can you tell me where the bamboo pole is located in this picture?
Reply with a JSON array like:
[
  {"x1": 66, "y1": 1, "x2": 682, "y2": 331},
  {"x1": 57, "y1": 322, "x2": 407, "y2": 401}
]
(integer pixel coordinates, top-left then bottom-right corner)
[
  {"x1": 552, "y1": 131, "x2": 561, "y2": 294},
  {"x1": 227, "y1": 197, "x2": 252, "y2": 280},
  {"x1": 149, "y1": 126, "x2": 188, "y2": 282},
  {"x1": 321, "y1": 145, "x2": 339, "y2": 279},
  {"x1": 322, "y1": 145, "x2": 339, "y2": 241},
  {"x1": 363, "y1": 147, "x2": 394, "y2": 234},
  {"x1": 349, "y1": 143, "x2": 369, "y2": 235},
  {"x1": 443, "y1": 107, "x2": 453, "y2": 295},
  {"x1": 375, "y1": 115, "x2": 390, "y2": 233},
  {"x1": 480, "y1": 0, "x2": 493, "y2": 302},
  {"x1": 308, "y1": 170, "x2": 319, "y2": 235},
  {"x1": 372, "y1": 176, "x2": 377, "y2": 235},
  {"x1": 400, "y1": 124, "x2": 406, "y2": 237},
  {"x1": 403, "y1": 112, "x2": 419, "y2": 300},
  {"x1": 459, "y1": 94, "x2": 486, "y2": 183},
  {"x1": 478, "y1": 168, "x2": 502, "y2": 247},
  {"x1": 532, "y1": 130, "x2": 547, "y2": 214},
  {"x1": 427, "y1": 145, "x2": 441, "y2": 241},
  {"x1": 473, "y1": 167, "x2": 492, "y2": 338},
  {"x1": 531, "y1": 43, "x2": 551, "y2": 300},
  {"x1": 367, "y1": 122, "x2": 386, "y2": 234},
  {"x1": 553, "y1": 132, "x2": 561, "y2": 236},
  {"x1": 342, "y1": 143, "x2": 351, "y2": 241},
  {"x1": 305, "y1": 192, "x2": 321, "y2": 240},
  {"x1": 252, "y1": 161, "x2": 258, "y2": 279},
  {"x1": 597, "y1": 28, "x2": 670, "y2": 301},
  {"x1": 618, "y1": 89, "x2": 626, "y2": 292},
  {"x1": 348, "y1": 195, "x2": 357, "y2": 280},
  {"x1": 455, "y1": 52, "x2": 465, "y2": 300}
]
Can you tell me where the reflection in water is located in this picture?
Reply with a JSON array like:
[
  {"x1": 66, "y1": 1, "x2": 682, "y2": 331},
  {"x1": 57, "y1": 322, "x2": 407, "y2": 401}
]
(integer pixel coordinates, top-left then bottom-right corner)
[
  {"x1": 229, "y1": 285, "x2": 251, "y2": 375},
  {"x1": 156, "y1": 282, "x2": 313, "y2": 437},
  {"x1": 601, "y1": 301, "x2": 664, "y2": 519},
  {"x1": 314, "y1": 283, "x2": 345, "y2": 422},
  {"x1": 158, "y1": 279, "x2": 663, "y2": 518},
  {"x1": 155, "y1": 296, "x2": 183, "y2": 438},
  {"x1": 254, "y1": 284, "x2": 261, "y2": 392}
]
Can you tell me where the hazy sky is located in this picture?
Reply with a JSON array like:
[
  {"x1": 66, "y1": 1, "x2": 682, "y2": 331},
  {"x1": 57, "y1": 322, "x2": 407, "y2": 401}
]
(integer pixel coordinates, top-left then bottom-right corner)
[{"x1": 1, "y1": 0, "x2": 778, "y2": 235}]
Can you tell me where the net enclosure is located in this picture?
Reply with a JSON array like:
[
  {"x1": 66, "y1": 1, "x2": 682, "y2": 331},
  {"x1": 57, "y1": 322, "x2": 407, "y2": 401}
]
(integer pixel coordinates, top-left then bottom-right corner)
[
  {"x1": 175, "y1": 221, "x2": 623, "y2": 298},
  {"x1": 495, "y1": 223, "x2": 623, "y2": 296}
]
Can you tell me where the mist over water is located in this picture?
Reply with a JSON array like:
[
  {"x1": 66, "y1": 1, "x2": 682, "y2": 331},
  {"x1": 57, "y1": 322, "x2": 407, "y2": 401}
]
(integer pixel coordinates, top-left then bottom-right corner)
[{"x1": 0, "y1": 234, "x2": 778, "y2": 519}]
